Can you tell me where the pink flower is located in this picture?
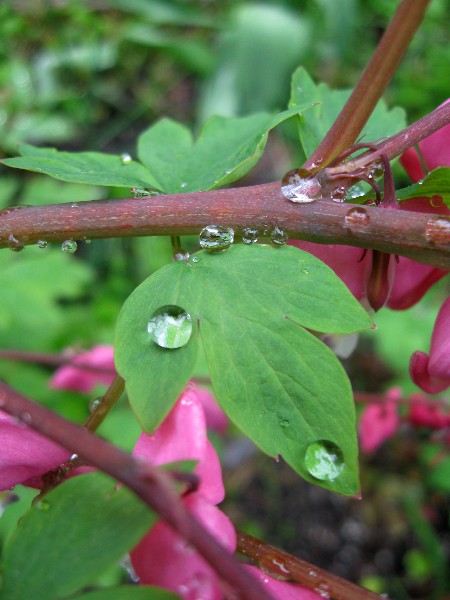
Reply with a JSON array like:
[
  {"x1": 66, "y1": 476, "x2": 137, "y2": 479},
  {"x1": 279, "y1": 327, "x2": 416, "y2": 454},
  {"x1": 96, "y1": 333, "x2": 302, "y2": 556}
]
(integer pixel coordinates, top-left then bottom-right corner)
[
  {"x1": 358, "y1": 389, "x2": 400, "y2": 453},
  {"x1": 50, "y1": 345, "x2": 115, "y2": 393},
  {"x1": 410, "y1": 297, "x2": 450, "y2": 394},
  {"x1": 0, "y1": 411, "x2": 69, "y2": 490},
  {"x1": 408, "y1": 397, "x2": 450, "y2": 430},
  {"x1": 195, "y1": 386, "x2": 228, "y2": 435},
  {"x1": 245, "y1": 565, "x2": 323, "y2": 599},
  {"x1": 131, "y1": 387, "x2": 236, "y2": 599}
]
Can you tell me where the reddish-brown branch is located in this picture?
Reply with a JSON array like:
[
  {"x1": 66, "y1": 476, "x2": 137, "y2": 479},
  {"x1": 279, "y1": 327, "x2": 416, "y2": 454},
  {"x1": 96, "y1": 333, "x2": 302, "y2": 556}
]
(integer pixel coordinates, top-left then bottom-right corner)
[
  {"x1": 0, "y1": 348, "x2": 116, "y2": 375},
  {"x1": 303, "y1": 0, "x2": 432, "y2": 170},
  {"x1": 0, "y1": 382, "x2": 274, "y2": 600},
  {"x1": 0, "y1": 185, "x2": 449, "y2": 269},
  {"x1": 238, "y1": 531, "x2": 382, "y2": 600}
]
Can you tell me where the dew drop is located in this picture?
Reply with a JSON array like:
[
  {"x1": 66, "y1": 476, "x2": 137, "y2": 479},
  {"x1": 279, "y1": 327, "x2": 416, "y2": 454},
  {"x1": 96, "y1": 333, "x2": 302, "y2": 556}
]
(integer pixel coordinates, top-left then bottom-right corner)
[
  {"x1": 35, "y1": 499, "x2": 50, "y2": 511},
  {"x1": 242, "y1": 227, "x2": 259, "y2": 244},
  {"x1": 70, "y1": 454, "x2": 79, "y2": 461},
  {"x1": 132, "y1": 187, "x2": 153, "y2": 198},
  {"x1": 180, "y1": 182, "x2": 187, "y2": 188},
  {"x1": 120, "y1": 153, "x2": 132, "y2": 164},
  {"x1": 8, "y1": 234, "x2": 24, "y2": 252},
  {"x1": 304, "y1": 440, "x2": 344, "y2": 481},
  {"x1": 191, "y1": 256, "x2": 199, "y2": 263},
  {"x1": 430, "y1": 195, "x2": 444, "y2": 208},
  {"x1": 331, "y1": 186, "x2": 347, "y2": 203},
  {"x1": 37, "y1": 240, "x2": 48, "y2": 249},
  {"x1": 71, "y1": 203, "x2": 78, "y2": 209},
  {"x1": 301, "y1": 268, "x2": 309, "y2": 275},
  {"x1": 271, "y1": 225, "x2": 287, "y2": 246},
  {"x1": 344, "y1": 206, "x2": 370, "y2": 231},
  {"x1": 89, "y1": 397, "x2": 102, "y2": 413},
  {"x1": 425, "y1": 217, "x2": 450, "y2": 245},
  {"x1": 148, "y1": 305, "x2": 193, "y2": 349},
  {"x1": 61, "y1": 240, "x2": 77, "y2": 253},
  {"x1": 368, "y1": 160, "x2": 384, "y2": 179},
  {"x1": 174, "y1": 250, "x2": 190, "y2": 262},
  {"x1": 199, "y1": 225, "x2": 234, "y2": 252},
  {"x1": 281, "y1": 169, "x2": 322, "y2": 203}
]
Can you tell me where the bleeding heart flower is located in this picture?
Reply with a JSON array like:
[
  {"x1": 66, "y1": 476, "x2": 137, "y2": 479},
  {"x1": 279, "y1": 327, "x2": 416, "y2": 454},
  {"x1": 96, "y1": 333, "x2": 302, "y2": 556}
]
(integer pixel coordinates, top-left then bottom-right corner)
[
  {"x1": 358, "y1": 388, "x2": 400, "y2": 453},
  {"x1": 50, "y1": 345, "x2": 115, "y2": 393}
]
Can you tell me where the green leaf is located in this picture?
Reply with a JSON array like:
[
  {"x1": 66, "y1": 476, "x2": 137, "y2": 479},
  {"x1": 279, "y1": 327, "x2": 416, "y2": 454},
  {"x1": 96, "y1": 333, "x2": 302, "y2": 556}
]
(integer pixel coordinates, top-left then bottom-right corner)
[
  {"x1": 72, "y1": 586, "x2": 178, "y2": 600},
  {"x1": 289, "y1": 67, "x2": 406, "y2": 158},
  {"x1": 137, "y1": 108, "x2": 311, "y2": 194},
  {"x1": 0, "y1": 473, "x2": 155, "y2": 600},
  {"x1": 2, "y1": 145, "x2": 161, "y2": 189},
  {"x1": 115, "y1": 245, "x2": 372, "y2": 494}
]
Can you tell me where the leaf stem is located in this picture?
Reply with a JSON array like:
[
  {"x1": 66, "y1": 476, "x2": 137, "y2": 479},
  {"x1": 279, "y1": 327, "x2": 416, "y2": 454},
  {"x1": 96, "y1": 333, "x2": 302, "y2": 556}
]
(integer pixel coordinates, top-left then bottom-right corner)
[
  {"x1": 304, "y1": 0, "x2": 432, "y2": 171},
  {"x1": 0, "y1": 187, "x2": 448, "y2": 269},
  {"x1": 0, "y1": 382, "x2": 275, "y2": 600},
  {"x1": 238, "y1": 530, "x2": 384, "y2": 600}
]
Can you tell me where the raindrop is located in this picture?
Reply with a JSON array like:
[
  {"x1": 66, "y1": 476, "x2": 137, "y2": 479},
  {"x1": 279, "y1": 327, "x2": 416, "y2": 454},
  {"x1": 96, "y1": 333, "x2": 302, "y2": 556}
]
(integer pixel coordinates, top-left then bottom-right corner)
[
  {"x1": 37, "y1": 240, "x2": 48, "y2": 249},
  {"x1": 331, "y1": 186, "x2": 347, "y2": 203},
  {"x1": 120, "y1": 153, "x2": 132, "y2": 164},
  {"x1": 368, "y1": 160, "x2": 384, "y2": 179},
  {"x1": 174, "y1": 250, "x2": 190, "y2": 262},
  {"x1": 281, "y1": 169, "x2": 322, "y2": 203},
  {"x1": 61, "y1": 240, "x2": 77, "y2": 253},
  {"x1": 242, "y1": 227, "x2": 259, "y2": 244},
  {"x1": 71, "y1": 203, "x2": 78, "y2": 209},
  {"x1": 301, "y1": 268, "x2": 309, "y2": 275},
  {"x1": 148, "y1": 305, "x2": 193, "y2": 349},
  {"x1": 89, "y1": 397, "x2": 102, "y2": 413},
  {"x1": 180, "y1": 182, "x2": 187, "y2": 188},
  {"x1": 191, "y1": 256, "x2": 199, "y2": 264},
  {"x1": 304, "y1": 440, "x2": 344, "y2": 481},
  {"x1": 35, "y1": 499, "x2": 50, "y2": 511},
  {"x1": 430, "y1": 195, "x2": 444, "y2": 208},
  {"x1": 199, "y1": 225, "x2": 234, "y2": 252},
  {"x1": 8, "y1": 234, "x2": 24, "y2": 252},
  {"x1": 132, "y1": 187, "x2": 154, "y2": 198},
  {"x1": 425, "y1": 217, "x2": 450, "y2": 245},
  {"x1": 271, "y1": 226, "x2": 287, "y2": 246},
  {"x1": 344, "y1": 207, "x2": 370, "y2": 231},
  {"x1": 70, "y1": 454, "x2": 79, "y2": 461}
]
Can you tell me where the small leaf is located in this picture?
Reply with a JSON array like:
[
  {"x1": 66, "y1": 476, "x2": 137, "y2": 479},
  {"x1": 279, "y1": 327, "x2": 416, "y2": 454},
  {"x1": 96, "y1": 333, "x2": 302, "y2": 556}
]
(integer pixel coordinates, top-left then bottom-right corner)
[
  {"x1": 115, "y1": 245, "x2": 372, "y2": 494},
  {"x1": 2, "y1": 145, "x2": 160, "y2": 189},
  {"x1": 289, "y1": 67, "x2": 406, "y2": 158},
  {"x1": 137, "y1": 108, "x2": 311, "y2": 194},
  {"x1": 72, "y1": 586, "x2": 178, "y2": 600},
  {"x1": 0, "y1": 473, "x2": 155, "y2": 600}
]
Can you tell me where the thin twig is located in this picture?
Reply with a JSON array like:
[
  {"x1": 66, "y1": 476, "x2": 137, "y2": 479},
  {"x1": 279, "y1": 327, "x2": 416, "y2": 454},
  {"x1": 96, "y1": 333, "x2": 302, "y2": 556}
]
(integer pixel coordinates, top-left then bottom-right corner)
[{"x1": 0, "y1": 348, "x2": 116, "y2": 375}]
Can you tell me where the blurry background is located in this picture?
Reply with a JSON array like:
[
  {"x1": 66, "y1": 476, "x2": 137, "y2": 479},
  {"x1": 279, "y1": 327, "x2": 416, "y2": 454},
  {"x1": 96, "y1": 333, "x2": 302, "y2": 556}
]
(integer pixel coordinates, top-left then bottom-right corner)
[{"x1": 0, "y1": 1, "x2": 449, "y2": 598}]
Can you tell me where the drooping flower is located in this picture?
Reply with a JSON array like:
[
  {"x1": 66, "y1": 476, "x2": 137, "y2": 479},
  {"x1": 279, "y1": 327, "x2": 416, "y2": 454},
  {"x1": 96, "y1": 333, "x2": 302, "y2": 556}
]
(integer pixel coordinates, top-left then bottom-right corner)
[
  {"x1": 358, "y1": 389, "x2": 400, "y2": 453},
  {"x1": 410, "y1": 297, "x2": 450, "y2": 394},
  {"x1": 130, "y1": 387, "x2": 236, "y2": 599},
  {"x1": 408, "y1": 396, "x2": 450, "y2": 430},
  {"x1": 0, "y1": 411, "x2": 69, "y2": 490},
  {"x1": 50, "y1": 345, "x2": 115, "y2": 393}
]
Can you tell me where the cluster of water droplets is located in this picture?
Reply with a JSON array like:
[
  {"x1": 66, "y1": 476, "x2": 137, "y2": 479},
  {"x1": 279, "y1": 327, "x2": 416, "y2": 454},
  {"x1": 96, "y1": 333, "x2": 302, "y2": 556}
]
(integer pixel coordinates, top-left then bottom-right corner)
[
  {"x1": 148, "y1": 305, "x2": 193, "y2": 349},
  {"x1": 281, "y1": 169, "x2": 323, "y2": 204}
]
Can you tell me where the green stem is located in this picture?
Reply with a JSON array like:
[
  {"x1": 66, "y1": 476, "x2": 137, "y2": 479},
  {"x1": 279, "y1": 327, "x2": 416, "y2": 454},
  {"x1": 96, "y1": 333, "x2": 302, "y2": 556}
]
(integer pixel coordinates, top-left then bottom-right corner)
[{"x1": 304, "y1": 0, "x2": 432, "y2": 171}]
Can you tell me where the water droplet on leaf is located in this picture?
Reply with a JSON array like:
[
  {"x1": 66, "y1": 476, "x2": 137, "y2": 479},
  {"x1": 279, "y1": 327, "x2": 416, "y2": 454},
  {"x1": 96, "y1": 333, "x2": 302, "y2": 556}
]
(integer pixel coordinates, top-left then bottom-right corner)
[
  {"x1": 242, "y1": 227, "x2": 259, "y2": 244},
  {"x1": 120, "y1": 153, "x2": 132, "y2": 164},
  {"x1": 425, "y1": 217, "x2": 450, "y2": 245},
  {"x1": 199, "y1": 225, "x2": 234, "y2": 252},
  {"x1": 344, "y1": 207, "x2": 370, "y2": 230},
  {"x1": 148, "y1": 305, "x2": 193, "y2": 349},
  {"x1": 174, "y1": 250, "x2": 190, "y2": 262},
  {"x1": 37, "y1": 240, "x2": 48, "y2": 249},
  {"x1": 71, "y1": 203, "x2": 78, "y2": 209},
  {"x1": 281, "y1": 169, "x2": 322, "y2": 203},
  {"x1": 301, "y1": 268, "x2": 309, "y2": 275},
  {"x1": 279, "y1": 418, "x2": 290, "y2": 429},
  {"x1": 270, "y1": 226, "x2": 287, "y2": 246},
  {"x1": 180, "y1": 182, "x2": 187, "y2": 188},
  {"x1": 304, "y1": 440, "x2": 344, "y2": 481},
  {"x1": 61, "y1": 240, "x2": 77, "y2": 253}
]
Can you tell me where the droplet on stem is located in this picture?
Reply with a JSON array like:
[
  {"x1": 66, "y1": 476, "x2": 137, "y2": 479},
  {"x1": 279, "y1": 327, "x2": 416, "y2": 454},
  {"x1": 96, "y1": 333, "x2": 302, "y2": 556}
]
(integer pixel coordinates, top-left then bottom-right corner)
[
  {"x1": 331, "y1": 186, "x2": 347, "y2": 203},
  {"x1": 270, "y1": 226, "x2": 287, "y2": 246},
  {"x1": 148, "y1": 305, "x2": 193, "y2": 349},
  {"x1": 61, "y1": 240, "x2": 77, "y2": 253},
  {"x1": 344, "y1": 207, "x2": 370, "y2": 231},
  {"x1": 425, "y1": 217, "x2": 450, "y2": 245},
  {"x1": 199, "y1": 225, "x2": 234, "y2": 252},
  {"x1": 37, "y1": 240, "x2": 48, "y2": 249},
  {"x1": 281, "y1": 169, "x2": 323, "y2": 204},
  {"x1": 242, "y1": 227, "x2": 259, "y2": 244},
  {"x1": 120, "y1": 153, "x2": 132, "y2": 164}
]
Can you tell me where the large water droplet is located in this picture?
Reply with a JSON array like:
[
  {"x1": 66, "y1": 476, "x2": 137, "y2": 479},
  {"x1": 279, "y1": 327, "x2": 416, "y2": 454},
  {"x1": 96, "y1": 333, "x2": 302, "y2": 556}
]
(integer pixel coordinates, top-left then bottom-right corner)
[
  {"x1": 242, "y1": 227, "x2": 259, "y2": 244},
  {"x1": 174, "y1": 250, "x2": 190, "y2": 262},
  {"x1": 281, "y1": 169, "x2": 322, "y2": 203},
  {"x1": 305, "y1": 440, "x2": 344, "y2": 481},
  {"x1": 37, "y1": 240, "x2": 48, "y2": 249},
  {"x1": 199, "y1": 225, "x2": 234, "y2": 252},
  {"x1": 61, "y1": 240, "x2": 77, "y2": 253},
  {"x1": 344, "y1": 206, "x2": 370, "y2": 230},
  {"x1": 148, "y1": 305, "x2": 192, "y2": 349},
  {"x1": 331, "y1": 186, "x2": 347, "y2": 203},
  {"x1": 270, "y1": 226, "x2": 287, "y2": 246},
  {"x1": 425, "y1": 217, "x2": 450, "y2": 245},
  {"x1": 120, "y1": 153, "x2": 132, "y2": 164}
]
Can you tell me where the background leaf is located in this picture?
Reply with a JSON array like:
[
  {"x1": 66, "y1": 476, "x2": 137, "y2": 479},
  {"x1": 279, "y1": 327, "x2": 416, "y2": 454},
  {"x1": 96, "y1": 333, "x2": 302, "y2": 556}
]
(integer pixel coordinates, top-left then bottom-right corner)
[
  {"x1": 0, "y1": 473, "x2": 155, "y2": 600},
  {"x1": 2, "y1": 145, "x2": 160, "y2": 189},
  {"x1": 289, "y1": 67, "x2": 406, "y2": 158},
  {"x1": 72, "y1": 585, "x2": 178, "y2": 600},
  {"x1": 115, "y1": 245, "x2": 372, "y2": 494}
]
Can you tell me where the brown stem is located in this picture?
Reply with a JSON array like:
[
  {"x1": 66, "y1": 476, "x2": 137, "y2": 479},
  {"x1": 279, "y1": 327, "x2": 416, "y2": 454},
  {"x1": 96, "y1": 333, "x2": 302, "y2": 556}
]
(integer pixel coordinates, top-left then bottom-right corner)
[
  {"x1": 238, "y1": 531, "x2": 383, "y2": 600},
  {"x1": 304, "y1": 0, "x2": 431, "y2": 171},
  {"x1": 0, "y1": 348, "x2": 116, "y2": 376},
  {"x1": 0, "y1": 382, "x2": 274, "y2": 600},
  {"x1": 0, "y1": 186, "x2": 448, "y2": 269}
]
